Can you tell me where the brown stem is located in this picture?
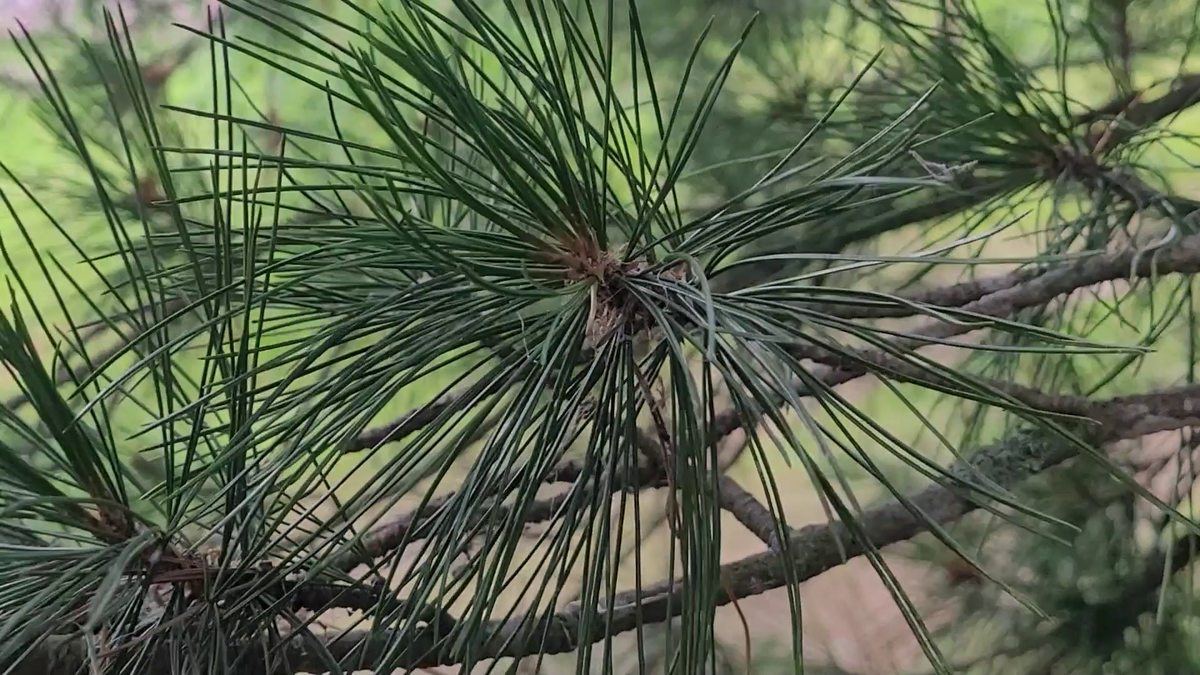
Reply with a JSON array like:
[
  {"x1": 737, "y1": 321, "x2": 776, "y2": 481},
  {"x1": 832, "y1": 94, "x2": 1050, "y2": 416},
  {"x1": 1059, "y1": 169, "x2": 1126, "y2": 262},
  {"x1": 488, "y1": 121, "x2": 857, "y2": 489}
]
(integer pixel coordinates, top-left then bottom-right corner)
[
  {"x1": 717, "y1": 476, "x2": 788, "y2": 550},
  {"x1": 814, "y1": 266, "x2": 1045, "y2": 320}
]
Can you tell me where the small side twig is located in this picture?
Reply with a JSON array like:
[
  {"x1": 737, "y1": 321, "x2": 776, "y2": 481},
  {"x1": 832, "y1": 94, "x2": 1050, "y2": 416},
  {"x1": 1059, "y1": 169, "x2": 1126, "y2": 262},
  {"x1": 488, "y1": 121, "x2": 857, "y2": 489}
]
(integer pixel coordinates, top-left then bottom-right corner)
[
  {"x1": 717, "y1": 477, "x2": 789, "y2": 551},
  {"x1": 334, "y1": 460, "x2": 665, "y2": 572}
]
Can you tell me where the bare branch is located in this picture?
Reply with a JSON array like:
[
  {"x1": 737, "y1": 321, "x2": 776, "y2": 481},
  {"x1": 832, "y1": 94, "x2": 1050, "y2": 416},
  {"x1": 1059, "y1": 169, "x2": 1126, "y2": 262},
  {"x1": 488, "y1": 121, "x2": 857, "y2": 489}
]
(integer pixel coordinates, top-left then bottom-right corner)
[
  {"x1": 1074, "y1": 72, "x2": 1200, "y2": 127},
  {"x1": 787, "y1": 231, "x2": 1200, "y2": 403},
  {"x1": 1114, "y1": 72, "x2": 1200, "y2": 130},
  {"x1": 717, "y1": 476, "x2": 788, "y2": 550},
  {"x1": 340, "y1": 395, "x2": 461, "y2": 454},
  {"x1": 815, "y1": 266, "x2": 1045, "y2": 320}
]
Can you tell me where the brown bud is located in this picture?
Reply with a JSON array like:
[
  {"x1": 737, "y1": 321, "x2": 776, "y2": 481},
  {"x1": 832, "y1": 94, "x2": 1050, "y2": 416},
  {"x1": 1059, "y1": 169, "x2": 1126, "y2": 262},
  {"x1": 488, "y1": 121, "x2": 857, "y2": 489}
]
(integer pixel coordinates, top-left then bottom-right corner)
[
  {"x1": 136, "y1": 176, "x2": 165, "y2": 210},
  {"x1": 942, "y1": 555, "x2": 982, "y2": 586},
  {"x1": 141, "y1": 61, "x2": 176, "y2": 90}
]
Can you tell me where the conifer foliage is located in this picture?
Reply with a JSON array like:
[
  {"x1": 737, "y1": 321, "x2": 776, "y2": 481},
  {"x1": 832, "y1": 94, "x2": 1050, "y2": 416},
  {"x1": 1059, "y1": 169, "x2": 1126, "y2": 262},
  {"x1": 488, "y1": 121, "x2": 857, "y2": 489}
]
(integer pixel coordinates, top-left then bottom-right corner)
[{"x1": 3, "y1": 0, "x2": 1200, "y2": 673}]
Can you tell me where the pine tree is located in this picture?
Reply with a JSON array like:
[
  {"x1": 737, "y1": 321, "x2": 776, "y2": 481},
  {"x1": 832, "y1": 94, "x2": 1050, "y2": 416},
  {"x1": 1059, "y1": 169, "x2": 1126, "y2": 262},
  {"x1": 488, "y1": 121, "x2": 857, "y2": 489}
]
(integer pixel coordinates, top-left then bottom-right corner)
[{"x1": 2, "y1": 0, "x2": 1200, "y2": 673}]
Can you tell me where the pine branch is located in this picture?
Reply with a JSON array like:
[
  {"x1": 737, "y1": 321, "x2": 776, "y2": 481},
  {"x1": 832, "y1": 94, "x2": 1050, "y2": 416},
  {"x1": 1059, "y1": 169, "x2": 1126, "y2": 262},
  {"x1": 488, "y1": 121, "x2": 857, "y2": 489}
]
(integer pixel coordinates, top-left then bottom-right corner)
[
  {"x1": 814, "y1": 266, "x2": 1045, "y2": 320},
  {"x1": 19, "y1": 384, "x2": 1200, "y2": 674},
  {"x1": 12, "y1": 8, "x2": 1200, "y2": 674},
  {"x1": 337, "y1": 226, "x2": 1200, "y2": 573},
  {"x1": 340, "y1": 394, "x2": 462, "y2": 454},
  {"x1": 31, "y1": 224, "x2": 1196, "y2": 673},
  {"x1": 718, "y1": 70, "x2": 1200, "y2": 292},
  {"x1": 712, "y1": 180, "x2": 1020, "y2": 292},
  {"x1": 14, "y1": 181, "x2": 1200, "y2": 665},
  {"x1": 783, "y1": 229, "x2": 1200, "y2": 402}
]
